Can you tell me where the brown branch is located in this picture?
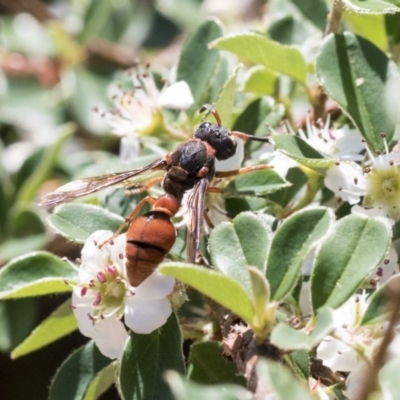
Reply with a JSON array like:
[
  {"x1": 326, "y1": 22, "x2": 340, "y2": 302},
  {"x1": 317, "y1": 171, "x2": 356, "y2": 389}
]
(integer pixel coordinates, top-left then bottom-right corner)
[{"x1": 325, "y1": 0, "x2": 344, "y2": 36}]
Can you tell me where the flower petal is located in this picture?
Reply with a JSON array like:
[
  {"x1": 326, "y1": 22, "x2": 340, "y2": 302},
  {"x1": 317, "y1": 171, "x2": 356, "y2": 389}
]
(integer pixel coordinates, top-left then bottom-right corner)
[
  {"x1": 92, "y1": 317, "x2": 128, "y2": 360},
  {"x1": 72, "y1": 289, "x2": 95, "y2": 337},
  {"x1": 125, "y1": 297, "x2": 172, "y2": 334},
  {"x1": 81, "y1": 230, "x2": 114, "y2": 275},
  {"x1": 134, "y1": 270, "x2": 175, "y2": 300},
  {"x1": 158, "y1": 81, "x2": 194, "y2": 110},
  {"x1": 324, "y1": 162, "x2": 366, "y2": 204},
  {"x1": 317, "y1": 336, "x2": 359, "y2": 372},
  {"x1": 109, "y1": 233, "x2": 127, "y2": 274}
]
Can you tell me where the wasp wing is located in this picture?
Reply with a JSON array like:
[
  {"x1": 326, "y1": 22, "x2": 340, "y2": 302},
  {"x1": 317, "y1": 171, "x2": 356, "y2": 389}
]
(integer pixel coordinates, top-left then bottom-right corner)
[
  {"x1": 40, "y1": 159, "x2": 168, "y2": 207},
  {"x1": 186, "y1": 177, "x2": 209, "y2": 264}
]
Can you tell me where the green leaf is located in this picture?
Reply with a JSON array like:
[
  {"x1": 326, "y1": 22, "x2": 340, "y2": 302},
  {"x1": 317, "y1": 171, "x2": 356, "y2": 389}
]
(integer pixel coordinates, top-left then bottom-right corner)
[
  {"x1": 386, "y1": 13, "x2": 400, "y2": 43},
  {"x1": 361, "y1": 274, "x2": 400, "y2": 326},
  {"x1": 119, "y1": 313, "x2": 185, "y2": 400},
  {"x1": 249, "y1": 267, "x2": 271, "y2": 325},
  {"x1": 344, "y1": 11, "x2": 387, "y2": 50},
  {"x1": 289, "y1": 0, "x2": 328, "y2": 31},
  {"x1": 68, "y1": 67, "x2": 111, "y2": 134},
  {"x1": 311, "y1": 214, "x2": 392, "y2": 311},
  {"x1": 270, "y1": 135, "x2": 335, "y2": 172},
  {"x1": 243, "y1": 66, "x2": 278, "y2": 97},
  {"x1": 224, "y1": 169, "x2": 291, "y2": 196},
  {"x1": 343, "y1": 0, "x2": 400, "y2": 14},
  {"x1": 316, "y1": 33, "x2": 399, "y2": 151},
  {"x1": 233, "y1": 98, "x2": 284, "y2": 156},
  {"x1": 187, "y1": 342, "x2": 246, "y2": 386},
  {"x1": 177, "y1": 19, "x2": 222, "y2": 111},
  {"x1": 17, "y1": 124, "x2": 75, "y2": 203},
  {"x1": 288, "y1": 350, "x2": 310, "y2": 380},
  {"x1": 80, "y1": 0, "x2": 134, "y2": 43},
  {"x1": 256, "y1": 359, "x2": 315, "y2": 400},
  {"x1": 210, "y1": 32, "x2": 307, "y2": 83},
  {"x1": 268, "y1": 167, "x2": 308, "y2": 208},
  {"x1": 213, "y1": 65, "x2": 240, "y2": 129},
  {"x1": 270, "y1": 308, "x2": 334, "y2": 350},
  {"x1": 0, "y1": 235, "x2": 48, "y2": 263},
  {"x1": 0, "y1": 299, "x2": 38, "y2": 352},
  {"x1": 233, "y1": 213, "x2": 272, "y2": 273},
  {"x1": 166, "y1": 372, "x2": 251, "y2": 400},
  {"x1": 267, "y1": 208, "x2": 334, "y2": 301},
  {"x1": 159, "y1": 263, "x2": 254, "y2": 323},
  {"x1": 49, "y1": 341, "x2": 112, "y2": 400},
  {"x1": 47, "y1": 203, "x2": 124, "y2": 243},
  {"x1": 225, "y1": 196, "x2": 270, "y2": 218},
  {"x1": 11, "y1": 299, "x2": 77, "y2": 358},
  {"x1": 83, "y1": 363, "x2": 117, "y2": 400},
  {"x1": 208, "y1": 222, "x2": 251, "y2": 294},
  {"x1": 0, "y1": 252, "x2": 77, "y2": 299}
]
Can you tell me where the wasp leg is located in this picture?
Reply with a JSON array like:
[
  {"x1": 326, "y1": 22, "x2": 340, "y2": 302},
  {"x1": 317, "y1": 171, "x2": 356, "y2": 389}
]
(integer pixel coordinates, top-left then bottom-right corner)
[
  {"x1": 203, "y1": 209, "x2": 214, "y2": 229},
  {"x1": 207, "y1": 186, "x2": 224, "y2": 193},
  {"x1": 215, "y1": 164, "x2": 272, "y2": 178},
  {"x1": 98, "y1": 196, "x2": 157, "y2": 248},
  {"x1": 125, "y1": 176, "x2": 163, "y2": 196}
]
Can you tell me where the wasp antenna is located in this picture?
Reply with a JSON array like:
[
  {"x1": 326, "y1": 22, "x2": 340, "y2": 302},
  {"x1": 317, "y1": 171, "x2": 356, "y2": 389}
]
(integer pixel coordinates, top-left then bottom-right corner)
[
  {"x1": 230, "y1": 131, "x2": 270, "y2": 143},
  {"x1": 199, "y1": 104, "x2": 222, "y2": 126}
]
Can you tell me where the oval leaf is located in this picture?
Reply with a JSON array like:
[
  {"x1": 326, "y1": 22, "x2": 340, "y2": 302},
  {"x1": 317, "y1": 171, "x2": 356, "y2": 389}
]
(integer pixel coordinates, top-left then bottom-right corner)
[
  {"x1": 47, "y1": 203, "x2": 124, "y2": 243},
  {"x1": 49, "y1": 341, "x2": 112, "y2": 400},
  {"x1": 224, "y1": 169, "x2": 291, "y2": 196},
  {"x1": 166, "y1": 371, "x2": 251, "y2": 400},
  {"x1": 213, "y1": 65, "x2": 240, "y2": 130},
  {"x1": 159, "y1": 263, "x2": 254, "y2": 324},
  {"x1": 210, "y1": 32, "x2": 307, "y2": 83},
  {"x1": 0, "y1": 252, "x2": 77, "y2": 299},
  {"x1": 187, "y1": 342, "x2": 246, "y2": 386},
  {"x1": 177, "y1": 18, "x2": 222, "y2": 112},
  {"x1": 233, "y1": 213, "x2": 273, "y2": 273},
  {"x1": 311, "y1": 214, "x2": 392, "y2": 311},
  {"x1": 270, "y1": 135, "x2": 335, "y2": 172},
  {"x1": 270, "y1": 308, "x2": 333, "y2": 351},
  {"x1": 267, "y1": 208, "x2": 334, "y2": 301},
  {"x1": 343, "y1": 0, "x2": 400, "y2": 14},
  {"x1": 316, "y1": 32, "x2": 399, "y2": 151},
  {"x1": 208, "y1": 222, "x2": 252, "y2": 295},
  {"x1": 119, "y1": 313, "x2": 185, "y2": 400},
  {"x1": 12, "y1": 299, "x2": 78, "y2": 358},
  {"x1": 361, "y1": 274, "x2": 400, "y2": 326}
]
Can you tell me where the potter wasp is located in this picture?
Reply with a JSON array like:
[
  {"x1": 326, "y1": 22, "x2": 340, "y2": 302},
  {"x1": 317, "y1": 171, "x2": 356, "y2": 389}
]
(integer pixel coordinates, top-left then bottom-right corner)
[{"x1": 40, "y1": 105, "x2": 270, "y2": 285}]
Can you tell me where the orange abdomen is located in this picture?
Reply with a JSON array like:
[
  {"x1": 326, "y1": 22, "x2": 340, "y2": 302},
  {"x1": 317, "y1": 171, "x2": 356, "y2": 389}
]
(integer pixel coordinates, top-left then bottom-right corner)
[{"x1": 125, "y1": 211, "x2": 176, "y2": 287}]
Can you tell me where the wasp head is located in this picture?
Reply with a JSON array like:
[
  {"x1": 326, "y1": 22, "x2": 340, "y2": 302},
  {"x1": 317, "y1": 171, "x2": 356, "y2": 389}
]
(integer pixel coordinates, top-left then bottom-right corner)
[{"x1": 195, "y1": 122, "x2": 237, "y2": 161}]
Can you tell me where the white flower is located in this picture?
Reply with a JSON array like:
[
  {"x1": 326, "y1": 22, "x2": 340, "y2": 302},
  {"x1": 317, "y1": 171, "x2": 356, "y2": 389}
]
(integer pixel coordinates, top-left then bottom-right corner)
[
  {"x1": 255, "y1": 141, "x2": 297, "y2": 178},
  {"x1": 324, "y1": 137, "x2": 400, "y2": 220},
  {"x1": 258, "y1": 118, "x2": 363, "y2": 179},
  {"x1": 324, "y1": 162, "x2": 367, "y2": 205},
  {"x1": 71, "y1": 230, "x2": 175, "y2": 359},
  {"x1": 298, "y1": 118, "x2": 364, "y2": 161},
  {"x1": 316, "y1": 291, "x2": 396, "y2": 375},
  {"x1": 98, "y1": 67, "x2": 194, "y2": 141}
]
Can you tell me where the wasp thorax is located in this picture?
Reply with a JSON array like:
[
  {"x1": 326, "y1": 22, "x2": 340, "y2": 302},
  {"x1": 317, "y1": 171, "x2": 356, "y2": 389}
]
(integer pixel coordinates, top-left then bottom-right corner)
[{"x1": 195, "y1": 122, "x2": 237, "y2": 160}]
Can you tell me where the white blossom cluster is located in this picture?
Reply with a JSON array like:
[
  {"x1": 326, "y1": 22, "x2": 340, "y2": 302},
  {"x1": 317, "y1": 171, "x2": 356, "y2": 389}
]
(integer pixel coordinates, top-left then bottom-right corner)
[{"x1": 71, "y1": 230, "x2": 175, "y2": 360}]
